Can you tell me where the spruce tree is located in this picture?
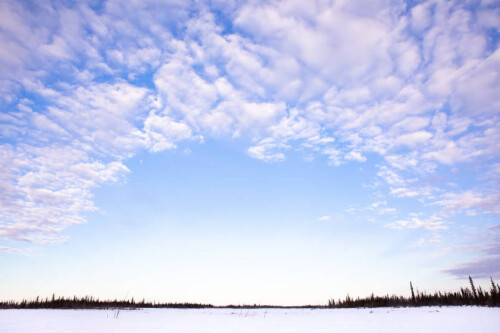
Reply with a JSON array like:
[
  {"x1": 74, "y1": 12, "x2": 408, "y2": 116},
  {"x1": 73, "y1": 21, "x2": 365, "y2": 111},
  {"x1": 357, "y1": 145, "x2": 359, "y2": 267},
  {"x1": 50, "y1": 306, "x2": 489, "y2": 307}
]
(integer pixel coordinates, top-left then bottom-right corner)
[
  {"x1": 469, "y1": 275, "x2": 478, "y2": 302},
  {"x1": 410, "y1": 281, "x2": 416, "y2": 305}
]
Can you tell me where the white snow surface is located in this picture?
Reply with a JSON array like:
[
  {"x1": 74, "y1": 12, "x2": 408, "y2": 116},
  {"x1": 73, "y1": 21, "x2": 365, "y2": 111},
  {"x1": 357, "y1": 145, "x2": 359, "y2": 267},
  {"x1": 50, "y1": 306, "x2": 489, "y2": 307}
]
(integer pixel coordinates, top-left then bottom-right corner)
[{"x1": 1, "y1": 307, "x2": 499, "y2": 332}]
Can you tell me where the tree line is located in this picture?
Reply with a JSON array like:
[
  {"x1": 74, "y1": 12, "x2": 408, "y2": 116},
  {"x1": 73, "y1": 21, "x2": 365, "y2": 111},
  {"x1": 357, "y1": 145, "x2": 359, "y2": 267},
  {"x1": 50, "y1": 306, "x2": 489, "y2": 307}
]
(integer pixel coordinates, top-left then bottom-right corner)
[
  {"x1": 1, "y1": 276, "x2": 499, "y2": 309},
  {"x1": 328, "y1": 276, "x2": 500, "y2": 308},
  {"x1": 0, "y1": 294, "x2": 213, "y2": 309}
]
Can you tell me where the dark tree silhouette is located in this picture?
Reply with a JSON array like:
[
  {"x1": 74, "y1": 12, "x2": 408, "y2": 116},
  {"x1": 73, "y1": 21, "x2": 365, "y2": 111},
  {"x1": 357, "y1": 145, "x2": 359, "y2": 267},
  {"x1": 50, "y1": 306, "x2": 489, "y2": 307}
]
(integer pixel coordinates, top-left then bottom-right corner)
[
  {"x1": 2, "y1": 277, "x2": 499, "y2": 309},
  {"x1": 328, "y1": 277, "x2": 500, "y2": 308}
]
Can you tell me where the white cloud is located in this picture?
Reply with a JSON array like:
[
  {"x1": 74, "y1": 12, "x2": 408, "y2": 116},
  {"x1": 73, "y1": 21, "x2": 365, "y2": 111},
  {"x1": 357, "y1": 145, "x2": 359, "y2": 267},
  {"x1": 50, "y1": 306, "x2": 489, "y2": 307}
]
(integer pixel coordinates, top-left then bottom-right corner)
[
  {"x1": 386, "y1": 215, "x2": 448, "y2": 231},
  {"x1": 392, "y1": 116, "x2": 430, "y2": 133},
  {"x1": 436, "y1": 191, "x2": 500, "y2": 215},
  {"x1": 0, "y1": 245, "x2": 37, "y2": 255},
  {"x1": 452, "y1": 48, "x2": 500, "y2": 115},
  {"x1": 318, "y1": 216, "x2": 330, "y2": 221},
  {"x1": 377, "y1": 166, "x2": 407, "y2": 186},
  {"x1": 390, "y1": 187, "x2": 420, "y2": 198},
  {"x1": 247, "y1": 139, "x2": 288, "y2": 163},
  {"x1": 345, "y1": 151, "x2": 367, "y2": 162},
  {"x1": 412, "y1": 234, "x2": 442, "y2": 248},
  {"x1": 1, "y1": 0, "x2": 499, "y2": 253},
  {"x1": 144, "y1": 112, "x2": 194, "y2": 153},
  {"x1": 423, "y1": 141, "x2": 465, "y2": 165},
  {"x1": 411, "y1": 2, "x2": 432, "y2": 32},
  {"x1": 368, "y1": 201, "x2": 397, "y2": 215},
  {"x1": 322, "y1": 147, "x2": 342, "y2": 166},
  {"x1": 0, "y1": 144, "x2": 129, "y2": 244},
  {"x1": 385, "y1": 153, "x2": 419, "y2": 170}
]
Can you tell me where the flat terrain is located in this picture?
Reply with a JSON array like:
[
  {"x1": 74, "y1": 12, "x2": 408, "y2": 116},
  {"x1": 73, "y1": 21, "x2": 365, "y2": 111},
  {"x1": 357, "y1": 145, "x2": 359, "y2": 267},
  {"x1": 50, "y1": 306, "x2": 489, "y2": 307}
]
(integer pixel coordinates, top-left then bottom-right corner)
[{"x1": 1, "y1": 307, "x2": 499, "y2": 332}]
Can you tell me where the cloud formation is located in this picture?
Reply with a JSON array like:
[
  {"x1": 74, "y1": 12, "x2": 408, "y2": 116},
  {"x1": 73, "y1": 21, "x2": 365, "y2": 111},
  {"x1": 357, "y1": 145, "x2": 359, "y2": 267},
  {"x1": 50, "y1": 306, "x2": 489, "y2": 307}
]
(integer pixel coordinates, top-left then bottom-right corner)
[{"x1": 0, "y1": 0, "x2": 499, "y2": 272}]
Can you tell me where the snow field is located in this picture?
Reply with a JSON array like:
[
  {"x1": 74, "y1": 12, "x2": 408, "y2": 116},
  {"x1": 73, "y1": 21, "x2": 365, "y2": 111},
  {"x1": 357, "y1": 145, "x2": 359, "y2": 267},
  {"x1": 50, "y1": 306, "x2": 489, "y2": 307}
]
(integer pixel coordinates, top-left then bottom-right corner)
[{"x1": 1, "y1": 306, "x2": 499, "y2": 333}]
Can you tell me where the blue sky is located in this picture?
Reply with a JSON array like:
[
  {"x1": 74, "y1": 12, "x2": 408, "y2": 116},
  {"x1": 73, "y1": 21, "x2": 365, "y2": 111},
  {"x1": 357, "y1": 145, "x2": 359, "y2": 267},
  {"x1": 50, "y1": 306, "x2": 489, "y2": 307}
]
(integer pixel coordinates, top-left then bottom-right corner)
[{"x1": 0, "y1": 0, "x2": 499, "y2": 305}]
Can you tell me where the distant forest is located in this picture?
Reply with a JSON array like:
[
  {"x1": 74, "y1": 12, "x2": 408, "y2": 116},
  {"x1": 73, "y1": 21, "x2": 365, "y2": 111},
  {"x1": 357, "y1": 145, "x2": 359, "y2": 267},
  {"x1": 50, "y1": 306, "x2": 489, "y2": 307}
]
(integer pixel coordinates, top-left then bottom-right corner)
[
  {"x1": 1, "y1": 276, "x2": 499, "y2": 309},
  {"x1": 329, "y1": 277, "x2": 500, "y2": 308}
]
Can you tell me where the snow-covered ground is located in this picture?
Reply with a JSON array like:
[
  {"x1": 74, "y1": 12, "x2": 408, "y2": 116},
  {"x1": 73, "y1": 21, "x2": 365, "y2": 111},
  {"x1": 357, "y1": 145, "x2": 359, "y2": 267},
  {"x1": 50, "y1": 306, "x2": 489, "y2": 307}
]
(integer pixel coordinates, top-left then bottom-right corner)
[{"x1": 1, "y1": 307, "x2": 499, "y2": 332}]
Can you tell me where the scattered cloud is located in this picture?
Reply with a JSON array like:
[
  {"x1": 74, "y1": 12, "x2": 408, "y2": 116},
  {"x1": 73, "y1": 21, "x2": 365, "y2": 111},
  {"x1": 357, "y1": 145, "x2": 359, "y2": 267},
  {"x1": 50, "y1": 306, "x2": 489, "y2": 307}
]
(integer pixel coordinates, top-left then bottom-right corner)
[
  {"x1": 0, "y1": 143, "x2": 130, "y2": 243},
  {"x1": 345, "y1": 151, "x2": 367, "y2": 163},
  {"x1": 412, "y1": 234, "x2": 442, "y2": 248},
  {"x1": 0, "y1": 245, "x2": 37, "y2": 255},
  {"x1": 385, "y1": 214, "x2": 448, "y2": 231},
  {"x1": 0, "y1": 0, "x2": 498, "y2": 279},
  {"x1": 436, "y1": 190, "x2": 500, "y2": 215}
]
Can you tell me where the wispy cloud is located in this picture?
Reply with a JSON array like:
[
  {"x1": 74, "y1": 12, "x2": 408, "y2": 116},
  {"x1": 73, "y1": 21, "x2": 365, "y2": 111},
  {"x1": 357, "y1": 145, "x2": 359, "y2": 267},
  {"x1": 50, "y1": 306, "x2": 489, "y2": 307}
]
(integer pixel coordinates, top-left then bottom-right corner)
[
  {"x1": 442, "y1": 255, "x2": 500, "y2": 279},
  {"x1": 385, "y1": 214, "x2": 448, "y2": 231},
  {"x1": 442, "y1": 225, "x2": 500, "y2": 279}
]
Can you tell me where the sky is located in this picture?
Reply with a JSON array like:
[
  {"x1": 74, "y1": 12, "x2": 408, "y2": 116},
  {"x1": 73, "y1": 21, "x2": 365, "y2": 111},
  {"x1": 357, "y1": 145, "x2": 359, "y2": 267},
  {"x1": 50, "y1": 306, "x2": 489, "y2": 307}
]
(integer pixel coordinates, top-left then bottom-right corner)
[{"x1": 0, "y1": 0, "x2": 499, "y2": 306}]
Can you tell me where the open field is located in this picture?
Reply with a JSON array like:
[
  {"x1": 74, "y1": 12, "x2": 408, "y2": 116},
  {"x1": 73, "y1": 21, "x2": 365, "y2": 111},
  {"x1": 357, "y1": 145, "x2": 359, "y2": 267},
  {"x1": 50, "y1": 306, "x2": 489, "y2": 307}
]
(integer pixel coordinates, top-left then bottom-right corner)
[{"x1": 1, "y1": 307, "x2": 499, "y2": 333}]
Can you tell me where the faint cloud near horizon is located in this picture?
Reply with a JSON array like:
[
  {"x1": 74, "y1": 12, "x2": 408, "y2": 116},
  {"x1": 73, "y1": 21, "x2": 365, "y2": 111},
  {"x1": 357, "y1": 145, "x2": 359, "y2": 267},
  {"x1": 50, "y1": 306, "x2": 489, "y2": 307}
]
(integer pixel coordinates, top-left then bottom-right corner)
[{"x1": 442, "y1": 256, "x2": 500, "y2": 280}]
